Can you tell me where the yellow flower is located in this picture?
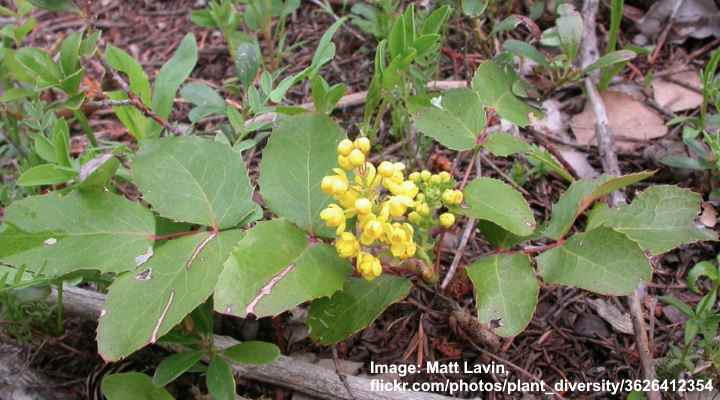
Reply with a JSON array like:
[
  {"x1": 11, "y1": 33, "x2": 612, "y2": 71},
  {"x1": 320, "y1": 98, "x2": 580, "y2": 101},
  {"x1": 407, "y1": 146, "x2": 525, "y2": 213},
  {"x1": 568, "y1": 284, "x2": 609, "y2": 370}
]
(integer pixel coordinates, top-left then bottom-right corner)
[
  {"x1": 408, "y1": 211, "x2": 422, "y2": 224},
  {"x1": 378, "y1": 161, "x2": 395, "y2": 178},
  {"x1": 337, "y1": 189, "x2": 359, "y2": 209},
  {"x1": 430, "y1": 174, "x2": 441, "y2": 184},
  {"x1": 335, "y1": 232, "x2": 360, "y2": 258},
  {"x1": 348, "y1": 149, "x2": 365, "y2": 167},
  {"x1": 354, "y1": 198, "x2": 372, "y2": 215},
  {"x1": 321, "y1": 175, "x2": 348, "y2": 195},
  {"x1": 354, "y1": 137, "x2": 371, "y2": 154},
  {"x1": 338, "y1": 155, "x2": 353, "y2": 170},
  {"x1": 320, "y1": 204, "x2": 346, "y2": 234},
  {"x1": 438, "y1": 171, "x2": 452, "y2": 182},
  {"x1": 439, "y1": 212, "x2": 455, "y2": 228},
  {"x1": 387, "y1": 195, "x2": 413, "y2": 217},
  {"x1": 357, "y1": 252, "x2": 382, "y2": 281},
  {"x1": 415, "y1": 202, "x2": 430, "y2": 216},
  {"x1": 359, "y1": 218, "x2": 384, "y2": 245},
  {"x1": 408, "y1": 172, "x2": 420, "y2": 182},
  {"x1": 387, "y1": 223, "x2": 416, "y2": 259},
  {"x1": 442, "y1": 189, "x2": 464, "y2": 205},
  {"x1": 337, "y1": 139, "x2": 354, "y2": 156},
  {"x1": 420, "y1": 170, "x2": 431, "y2": 181}
]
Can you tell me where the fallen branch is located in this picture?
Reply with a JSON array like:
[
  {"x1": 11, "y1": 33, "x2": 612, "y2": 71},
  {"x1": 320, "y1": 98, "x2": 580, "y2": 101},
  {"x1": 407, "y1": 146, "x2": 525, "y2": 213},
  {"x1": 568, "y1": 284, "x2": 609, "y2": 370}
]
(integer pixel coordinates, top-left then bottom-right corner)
[
  {"x1": 581, "y1": 2, "x2": 659, "y2": 399},
  {"x1": 51, "y1": 286, "x2": 453, "y2": 400}
]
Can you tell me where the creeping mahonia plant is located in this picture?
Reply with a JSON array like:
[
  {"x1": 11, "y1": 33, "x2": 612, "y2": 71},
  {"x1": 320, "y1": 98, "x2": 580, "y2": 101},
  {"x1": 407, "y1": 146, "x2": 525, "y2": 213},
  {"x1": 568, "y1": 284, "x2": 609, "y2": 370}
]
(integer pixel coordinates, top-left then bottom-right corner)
[{"x1": 319, "y1": 137, "x2": 462, "y2": 281}]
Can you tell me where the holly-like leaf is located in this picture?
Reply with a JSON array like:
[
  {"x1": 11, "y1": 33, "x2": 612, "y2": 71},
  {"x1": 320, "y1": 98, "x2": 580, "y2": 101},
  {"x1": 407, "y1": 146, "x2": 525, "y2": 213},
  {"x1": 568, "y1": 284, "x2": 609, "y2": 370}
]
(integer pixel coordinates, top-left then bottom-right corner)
[
  {"x1": 466, "y1": 253, "x2": 539, "y2": 337},
  {"x1": 543, "y1": 172, "x2": 655, "y2": 240},
  {"x1": 214, "y1": 219, "x2": 351, "y2": 318},
  {"x1": 411, "y1": 88, "x2": 486, "y2": 151},
  {"x1": 222, "y1": 341, "x2": 281, "y2": 365},
  {"x1": 259, "y1": 113, "x2": 346, "y2": 237},
  {"x1": 133, "y1": 136, "x2": 255, "y2": 229},
  {"x1": 0, "y1": 191, "x2": 154, "y2": 276},
  {"x1": 592, "y1": 185, "x2": 717, "y2": 255},
  {"x1": 471, "y1": 61, "x2": 540, "y2": 127},
  {"x1": 307, "y1": 275, "x2": 412, "y2": 345},
  {"x1": 102, "y1": 373, "x2": 173, "y2": 400},
  {"x1": 97, "y1": 230, "x2": 243, "y2": 361},
  {"x1": 537, "y1": 227, "x2": 652, "y2": 295},
  {"x1": 460, "y1": 177, "x2": 536, "y2": 236}
]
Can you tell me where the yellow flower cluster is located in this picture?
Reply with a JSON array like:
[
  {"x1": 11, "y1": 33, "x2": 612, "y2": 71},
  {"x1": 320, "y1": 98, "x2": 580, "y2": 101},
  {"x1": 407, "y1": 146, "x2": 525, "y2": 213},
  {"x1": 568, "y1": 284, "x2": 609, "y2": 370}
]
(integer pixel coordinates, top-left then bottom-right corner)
[{"x1": 320, "y1": 137, "x2": 463, "y2": 281}]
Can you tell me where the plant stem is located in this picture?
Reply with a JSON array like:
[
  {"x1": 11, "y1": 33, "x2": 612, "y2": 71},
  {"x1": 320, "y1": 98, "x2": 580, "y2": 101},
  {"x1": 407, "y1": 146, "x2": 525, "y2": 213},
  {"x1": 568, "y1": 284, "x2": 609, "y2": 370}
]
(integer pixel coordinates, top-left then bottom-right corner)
[
  {"x1": 73, "y1": 109, "x2": 98, "y2": 148},
  {"x1": 55, "y1": 282, "x2": 64, "y2": 335}
]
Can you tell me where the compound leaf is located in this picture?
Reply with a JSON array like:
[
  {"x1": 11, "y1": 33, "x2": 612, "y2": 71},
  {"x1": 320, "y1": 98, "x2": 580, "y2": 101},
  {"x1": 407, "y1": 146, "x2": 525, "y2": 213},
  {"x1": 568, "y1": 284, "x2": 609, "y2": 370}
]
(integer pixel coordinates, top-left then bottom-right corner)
[
  {"x1": 537, "y1": 227, "x2": 652, "y2": 295},
  {"x1": 133, "y1": 136, "x2": 255, "y2": 229},
  {"x1": 466, "y1": 253, "x2": 539, "y2": 337},
  {"x1": 0, "y1": 191, "x2": 154, "y2": 276},
  {"x1": 461, "y1": 177, "x2": 536, "y2": 236},
  {"x1": 215, "y1": 219, "x2": 350, "y2": 318},
  {"x1": 97, "y1": 230, "x2": 243, "y2": 361},
  {"x1": 308, "y1": 275, "x2": 411, "y2": 345},
  {"x1": 259, "y1": 113, "x2": 346, "y2": 237},
  {"x1": 412, "y1": 88, "x2": 486, "y2": 151}
]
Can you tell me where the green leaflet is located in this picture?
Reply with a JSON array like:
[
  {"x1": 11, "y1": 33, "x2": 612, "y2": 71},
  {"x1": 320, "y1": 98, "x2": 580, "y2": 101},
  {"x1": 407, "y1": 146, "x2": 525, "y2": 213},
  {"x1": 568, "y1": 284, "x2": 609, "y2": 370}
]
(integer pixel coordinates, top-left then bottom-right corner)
[
  {"x1": 412, "y1": 88, "x2": 486, "y2": 151},
  {"x1": 133, "y1": 136, "x2": 255, "y2": 229},
  {"x1": 214, "y1": 219, "x2": 351, "y2": 318},
  {"x1": 97, "y1": 229, "x2": 243, "y2": 361},
  {"x1": 591, "y1": 185, "x2": 717, "y2": 255},
  {"x1": 461, "y1": 177, "x2": 536, "y2": 236},
  {"x1": 102, "y1": 372, "x2": 173, "y2": 400},
  {"x1": 543, "y1": 172, "x2": 655, "y2": 240},
  {"x1": 148, "y1": 33, "x2": 198, "y2": 137},
  {"x1": 471, "y1": 60, "x2": 541, "y2": 127},
  {"x1": 222, "y1": 341, "x2": 281, "y2": 365},
  {"x1": 0, "y1": 191, "x2": 154, "y2": 276},
  {"x1": 537, "y1": 227, "x2": 652, "y2": 295},
  {"x1": 307, "y1": 275, "x2": 412, "y2": 345},
  {"x1": 466, "y1": 253, "x2": 539, "y2": 337},
  {"x1": 259, "y1": 113, "x2": 346, "y2": 237}
]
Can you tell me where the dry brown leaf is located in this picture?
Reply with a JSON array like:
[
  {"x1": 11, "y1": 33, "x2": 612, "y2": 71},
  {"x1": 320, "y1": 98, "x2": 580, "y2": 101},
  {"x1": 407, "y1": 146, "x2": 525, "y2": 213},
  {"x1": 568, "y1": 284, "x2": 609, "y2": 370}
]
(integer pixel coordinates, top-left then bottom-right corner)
[
  {"x1": 570, "y1": 91, "x2": 668, "y2": 152},
  {"x1": 700, "y1": 202, "x2": 718, "y2": 228},
  {"x1": 653, "y1": 70, "x2": 703, "y2": 112}
]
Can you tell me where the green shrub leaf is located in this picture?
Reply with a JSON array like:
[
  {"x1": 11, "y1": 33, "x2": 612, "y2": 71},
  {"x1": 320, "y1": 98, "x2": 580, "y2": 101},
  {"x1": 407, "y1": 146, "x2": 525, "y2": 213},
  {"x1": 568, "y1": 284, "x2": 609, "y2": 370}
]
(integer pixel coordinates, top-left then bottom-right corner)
[
  {"x1": 543, "y1": 172, "x2": 655, "y2": 240},
  {"x1": 215, "y1": 219, "x2": 351, "y2": 318},
  {"x1": 591, "y1": 185, "x2": 717, "y2": 255},
  {"x1": 222, "y1": 341, "x2": 281, "y2": 365},
  {"x1": 207, "y1": 356, "x2": 236, "y2": 400},
  {"x1": 16, "y1": 164, "x2": 77, "y2": 186},
  {"x1": 152, "y1": 350, "x2": 204, "y2": 387},
  {"x1": 133, "y1": 136, "x2": 255, "y2": 229},
  {"x1": 412, "y1": 88, "x2": 486, "y2": 151},
  {"x1": 466, "y1": 253, "x2": 539, "y2": 337},
  {"x1": 0, "y1": 191, "x2": 154, "y2": 276},
  {"x1": 471, "y1": 61, "x2": 540, "y2": 127},
  {"x1": 102, "y1": 372, "x2": 173, "y2": 400},
  {"x1": 259, "y1": 113, "x2": 346, "y2": 236},
  {"x1": 149, "y1": 33, "x2": 198, "y2": 137},
  {"x1": 461, "y1": 177, "x2": 536, "y2": 236},
  {"x1": 97, "y1": 230, "x2": 243, "y2": 361},
  {"x1": 537, "y1": 227, "x2": 652, "y2": 295},
  {"x1": 483, "y1": 132, "x2": 530, "y2": 157},
  {"x1": 308, "y1": 275, "x2": 411, "y2": 345}
]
